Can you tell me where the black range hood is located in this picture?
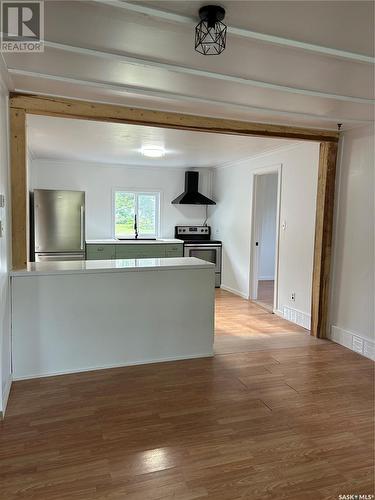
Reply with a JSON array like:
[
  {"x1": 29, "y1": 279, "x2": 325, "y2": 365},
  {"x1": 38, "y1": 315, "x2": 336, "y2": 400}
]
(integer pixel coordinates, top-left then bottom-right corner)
[{"x1": 172, "y1": 171, "x2": 216, "y2": 205}]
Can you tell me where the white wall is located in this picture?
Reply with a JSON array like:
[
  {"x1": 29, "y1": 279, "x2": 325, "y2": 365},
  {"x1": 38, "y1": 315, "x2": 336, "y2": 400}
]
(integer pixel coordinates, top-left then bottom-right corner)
[
  {"x1": 29, "y1": 160, "x2": 213, "y2": 239},
  {"x1": 0, "y1": 73, "x2": 11, "y2": 415},
  {"x1": 210, "y1": 142, "x2": 319, "y2": 325},
  {"x1": 256, "y1": 173, "x2": 278, "y2": 280},
  {"x1": 329, "y1": 125, "x2": 374, "y2": 359}
]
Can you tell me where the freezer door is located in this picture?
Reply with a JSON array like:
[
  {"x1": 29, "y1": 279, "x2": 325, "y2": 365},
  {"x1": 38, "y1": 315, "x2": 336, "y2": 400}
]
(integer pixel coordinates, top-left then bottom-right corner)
[
  {"x1": 35, "y1": 252, "x2": 86, "y2": 262},
  {"x1": 34, "y1": 190, "x2": 85, "y2": 252}
]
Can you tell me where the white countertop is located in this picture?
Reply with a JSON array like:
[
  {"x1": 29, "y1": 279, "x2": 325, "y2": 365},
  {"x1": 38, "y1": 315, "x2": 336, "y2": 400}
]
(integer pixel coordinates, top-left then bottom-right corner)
[
  {"x1": 11, "y1": 257, "x2": 215, "y2": 277},
  {"x1": 86, "y1": 238, "x2": 184, "y2": 245}
]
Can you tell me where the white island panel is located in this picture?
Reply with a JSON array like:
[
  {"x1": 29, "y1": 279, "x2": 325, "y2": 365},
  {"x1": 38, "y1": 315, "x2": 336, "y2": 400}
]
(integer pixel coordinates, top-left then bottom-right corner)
[{"x1": 12, "y1": 262, "x2": 215, "y2": 379}]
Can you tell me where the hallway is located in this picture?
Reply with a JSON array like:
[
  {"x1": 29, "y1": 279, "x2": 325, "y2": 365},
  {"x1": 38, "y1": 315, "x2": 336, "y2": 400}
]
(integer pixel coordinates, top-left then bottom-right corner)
[
  {"x1": 214, "y1": 289, "x2": 324, "y2": 354},
  {"x1": 256, "y1": 279, "x2": 274, "y2": 309}
]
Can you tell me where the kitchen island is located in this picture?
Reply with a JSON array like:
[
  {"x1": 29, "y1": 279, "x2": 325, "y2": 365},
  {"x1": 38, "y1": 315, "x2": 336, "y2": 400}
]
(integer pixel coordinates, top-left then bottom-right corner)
[{"x1": 11, "y1": 257, "x2": 215, "y2": 380}]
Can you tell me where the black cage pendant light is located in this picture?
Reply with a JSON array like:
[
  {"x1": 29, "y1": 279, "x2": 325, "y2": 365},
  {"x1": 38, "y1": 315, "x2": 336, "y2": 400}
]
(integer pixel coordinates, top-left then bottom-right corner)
[{"x1": 195, "y1": 5, "x2": 227, "y2": 55}]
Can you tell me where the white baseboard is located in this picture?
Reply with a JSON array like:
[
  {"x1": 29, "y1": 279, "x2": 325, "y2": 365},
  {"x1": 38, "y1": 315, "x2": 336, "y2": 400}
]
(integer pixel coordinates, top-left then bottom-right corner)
[
  {"x1": 220, "y1": 284, "x2": 248, "y2": 299},
  {"x1": 329, "y1": 326, "x2": 375, "y2": 360},
  {"x1": 1, "y1": 375, "x2": 13, "y2": 418},
  {"x1": 12, "y1": 352, "x2": 214, "y2": 381},
  {"x1": 258, "y1": 276, "x2": 274, "y2": 281},
  {"x1": 281, "y1": 305, "x2": 311, "y2": 330}
]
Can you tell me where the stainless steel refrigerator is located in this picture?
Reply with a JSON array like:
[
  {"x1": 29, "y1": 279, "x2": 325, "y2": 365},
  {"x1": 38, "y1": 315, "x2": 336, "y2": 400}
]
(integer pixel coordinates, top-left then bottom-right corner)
[{"x1": 32, "y1": 189, "x2": 85, "y2": 262}]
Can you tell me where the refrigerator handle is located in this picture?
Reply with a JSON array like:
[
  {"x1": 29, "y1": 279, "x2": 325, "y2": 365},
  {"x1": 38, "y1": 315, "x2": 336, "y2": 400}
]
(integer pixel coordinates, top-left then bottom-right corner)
[{"x1": 80, "y1": 206, "x2": 84, "y2": 250}]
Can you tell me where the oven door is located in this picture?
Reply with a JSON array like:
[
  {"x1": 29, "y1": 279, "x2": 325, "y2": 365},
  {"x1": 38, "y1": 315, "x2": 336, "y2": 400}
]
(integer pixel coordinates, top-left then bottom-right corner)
[{"x1": 184, "y1": 244, "x2": 221, "y2": 273}]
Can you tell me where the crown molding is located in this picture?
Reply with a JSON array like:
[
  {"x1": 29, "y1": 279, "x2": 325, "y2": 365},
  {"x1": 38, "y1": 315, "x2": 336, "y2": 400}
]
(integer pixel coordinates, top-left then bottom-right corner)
[
  {"x1": 30, "y1": 157, "x2": 217, "y2": 170},
  {"x1": 29, "y1": 144, "x2": 302, "y2": 172},
  {"x1": 27, "y1": 146, "x2": 36, "y2": 161},
  {"x1": 0, "y1": 53, "x2": 12, "y2": 92},
  {"x1": 214, "y1": 141, "x2": 305, "y2": 170}
]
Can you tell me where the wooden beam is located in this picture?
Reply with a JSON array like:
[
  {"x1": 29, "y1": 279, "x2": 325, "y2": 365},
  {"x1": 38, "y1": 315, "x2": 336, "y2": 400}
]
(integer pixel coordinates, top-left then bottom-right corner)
[
  {"x1": 10, "y1": 108, "x2": 27, "y2": 270},
  {"x1": 311, "y1": 141, "x2": 338, "y2": 338},
  {"x1": 9, "y1": 93, "x2": 339, "y2": 143}
]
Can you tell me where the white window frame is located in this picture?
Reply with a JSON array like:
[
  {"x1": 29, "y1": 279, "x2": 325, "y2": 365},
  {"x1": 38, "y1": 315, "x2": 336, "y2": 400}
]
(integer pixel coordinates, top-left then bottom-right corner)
[{"x1": 112, "y1": 189, "x2": 161, "y2": 239}]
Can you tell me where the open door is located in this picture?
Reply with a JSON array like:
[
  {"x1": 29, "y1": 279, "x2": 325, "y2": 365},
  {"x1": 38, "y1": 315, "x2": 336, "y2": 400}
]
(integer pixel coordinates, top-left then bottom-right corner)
[{"x1": 249, "y1": 166, "x2": 281, "y2": 312}]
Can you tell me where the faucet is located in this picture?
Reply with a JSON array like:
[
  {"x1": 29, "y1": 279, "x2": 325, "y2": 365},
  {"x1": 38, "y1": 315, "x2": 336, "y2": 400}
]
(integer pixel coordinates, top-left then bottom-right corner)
[{"x1": 134, "y1": 214, "x2": 138, "y2": 239}]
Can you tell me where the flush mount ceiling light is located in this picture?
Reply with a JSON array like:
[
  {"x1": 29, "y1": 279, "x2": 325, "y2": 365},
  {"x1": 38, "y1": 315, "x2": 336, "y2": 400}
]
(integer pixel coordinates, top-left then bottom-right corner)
[
  {"x1": 195, "y1": 5, "x2": 227, "y2": 56},
  {"x1": 141, "y1": 146, "x2": 166, "y2": 158}
]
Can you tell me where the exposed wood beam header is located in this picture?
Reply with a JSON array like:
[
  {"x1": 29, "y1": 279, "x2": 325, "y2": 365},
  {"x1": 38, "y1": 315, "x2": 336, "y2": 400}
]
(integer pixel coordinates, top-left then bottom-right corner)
[{"x1": 9, "y1": 93, "x2": 339, "y2": 142}]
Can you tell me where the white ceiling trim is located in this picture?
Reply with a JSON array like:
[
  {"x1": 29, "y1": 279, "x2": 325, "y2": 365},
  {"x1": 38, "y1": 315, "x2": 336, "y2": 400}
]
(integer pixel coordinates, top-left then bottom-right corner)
[
  {"x1": 27, "y1": 145, "x2": 36, "y2": 161},
  {"x1": 9, "y1": 68, "x2": 372, "y2": 126},
  {"x1": 215, "y1": 142, "x2": 304, "y2": 170},
  {"x1": 93, "y1": 0, "x2": 375, "y2": 65},
  {"x1": 0, "y1": 52, "x2": 13, "y2": 91},
  {"x1": 30, "y1": 158, "x2": 216, "y2": 169},
  {"x1": 43, "y1": 41, "x2": 373, "y2": 105},
  {"x1": 29, "y1": 145, "x2": 299, "y2": 170}
]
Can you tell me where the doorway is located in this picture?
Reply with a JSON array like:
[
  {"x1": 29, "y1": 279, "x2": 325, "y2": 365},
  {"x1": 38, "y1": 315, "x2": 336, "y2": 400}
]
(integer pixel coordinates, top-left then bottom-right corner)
[{"x1": 250, "y1": 166, "x2": 281, "y2": 312}]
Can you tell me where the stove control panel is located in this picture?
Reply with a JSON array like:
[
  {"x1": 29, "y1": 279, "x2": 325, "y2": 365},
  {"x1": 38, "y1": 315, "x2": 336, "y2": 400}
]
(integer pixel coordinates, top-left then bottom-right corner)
[
  {"x1": 175, "y1": 225, "x2": 211, "y2": 239},
  {"x1": 176, "y1": 226, "x2": 209, "y2": 235}
]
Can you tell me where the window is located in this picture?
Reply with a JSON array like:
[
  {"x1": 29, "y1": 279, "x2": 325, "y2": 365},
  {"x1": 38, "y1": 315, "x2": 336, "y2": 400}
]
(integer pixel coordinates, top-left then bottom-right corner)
[{"x1": 114, "y1": 191, "x2": 160, "y2": 238}]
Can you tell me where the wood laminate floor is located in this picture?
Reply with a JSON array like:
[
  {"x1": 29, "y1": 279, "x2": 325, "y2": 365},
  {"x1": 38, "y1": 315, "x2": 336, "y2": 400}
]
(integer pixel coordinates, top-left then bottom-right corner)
[
  {"x1": 1, "y1": 291, "x2": 374, "y2": 499},
  {"x1": 215, "y1": 289, "x2": 318, "y2": 355},
  {"x1": 256, "y1": 280, "x2": 275, "y2": 309}
]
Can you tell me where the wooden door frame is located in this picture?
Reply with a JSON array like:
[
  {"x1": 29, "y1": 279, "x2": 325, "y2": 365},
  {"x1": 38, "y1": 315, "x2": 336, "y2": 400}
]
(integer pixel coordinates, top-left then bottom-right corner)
[{"x1": 8, "y1": 93, "x2": 339, "y2": 338}]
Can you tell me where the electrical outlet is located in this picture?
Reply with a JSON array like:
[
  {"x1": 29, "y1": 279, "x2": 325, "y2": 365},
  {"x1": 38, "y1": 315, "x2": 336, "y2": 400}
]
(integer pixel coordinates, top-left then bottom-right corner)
[{"x1": 291, "y1": 292, "x2": 296, "y2": 301}]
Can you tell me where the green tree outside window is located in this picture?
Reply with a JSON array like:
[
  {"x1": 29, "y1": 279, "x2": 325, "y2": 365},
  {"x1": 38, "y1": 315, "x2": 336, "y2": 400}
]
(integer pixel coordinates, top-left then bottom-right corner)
[{"x1": 115, "y1": 191, "x2": 159, "y2": 237}]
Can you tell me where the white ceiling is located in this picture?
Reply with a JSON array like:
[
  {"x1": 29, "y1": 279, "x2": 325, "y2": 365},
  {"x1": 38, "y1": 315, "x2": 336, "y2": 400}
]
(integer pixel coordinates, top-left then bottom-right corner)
[
  {"x1": 27, "y1": 114, "x2": 295, "y2": 167},
  {"x1": 1, "y1": 1, "x2": 374, "y2": 130}
]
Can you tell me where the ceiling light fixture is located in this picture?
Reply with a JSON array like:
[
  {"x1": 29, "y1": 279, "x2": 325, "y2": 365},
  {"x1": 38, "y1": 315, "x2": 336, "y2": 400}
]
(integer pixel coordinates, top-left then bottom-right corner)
[
  {"x1": 141, "y1": 146, "x2": 166, "y2": 158},
  {"x1": 195, "y1": 5, "x2": 227, "y2": 56}
]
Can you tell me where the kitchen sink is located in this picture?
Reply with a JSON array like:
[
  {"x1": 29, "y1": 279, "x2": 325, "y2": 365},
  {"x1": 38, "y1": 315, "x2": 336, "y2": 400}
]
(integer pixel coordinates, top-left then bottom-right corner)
[{"x1": 117, "y1": 238, "x2": 157, "y2": 241}]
